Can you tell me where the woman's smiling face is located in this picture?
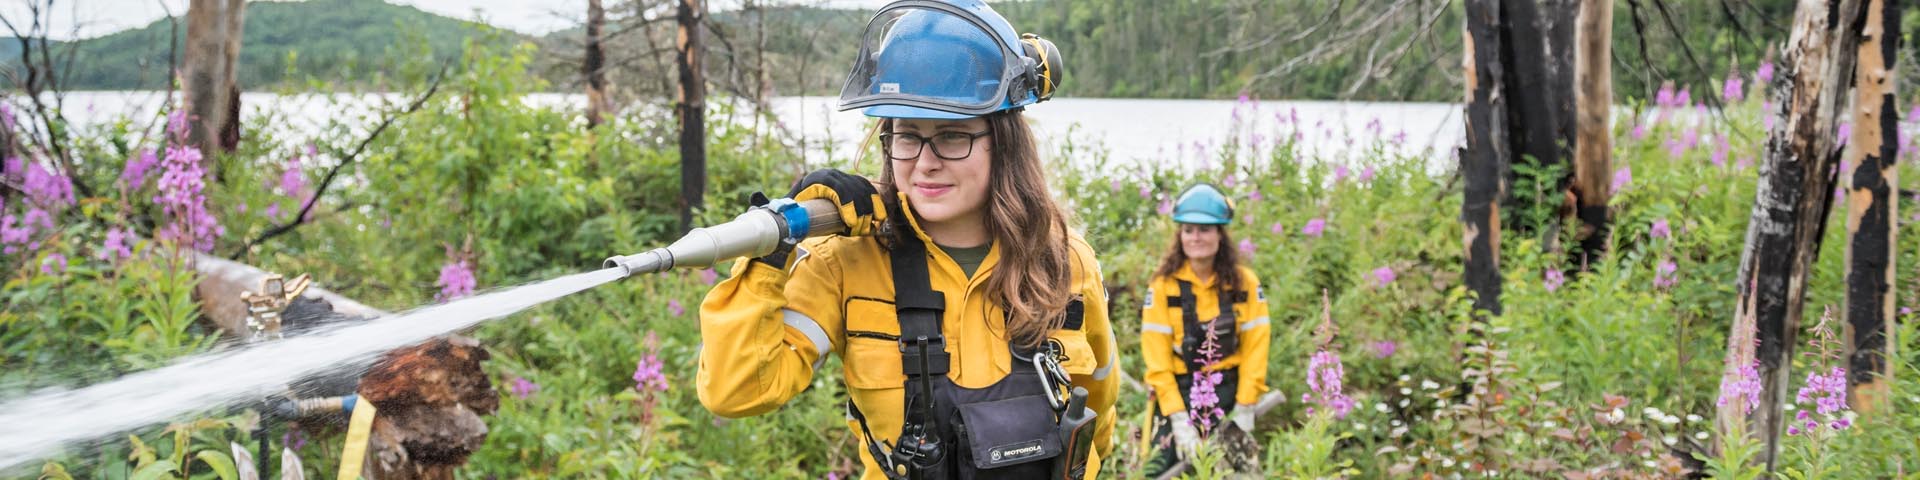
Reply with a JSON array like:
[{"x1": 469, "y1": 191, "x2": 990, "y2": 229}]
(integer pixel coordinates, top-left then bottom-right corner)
[{"x1": 889, "y1": 117, "x2": 994, "y2": 227}]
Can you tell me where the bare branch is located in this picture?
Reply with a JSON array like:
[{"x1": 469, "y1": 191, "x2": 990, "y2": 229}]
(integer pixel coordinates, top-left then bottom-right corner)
[{"x1": 231, "y1": 69, "x2": 448, "y2": 257}]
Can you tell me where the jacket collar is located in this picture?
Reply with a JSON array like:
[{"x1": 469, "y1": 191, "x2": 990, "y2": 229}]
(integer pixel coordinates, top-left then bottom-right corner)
[{"x1": 896, "y1": 192, "x2": 1000, "y2": 280}]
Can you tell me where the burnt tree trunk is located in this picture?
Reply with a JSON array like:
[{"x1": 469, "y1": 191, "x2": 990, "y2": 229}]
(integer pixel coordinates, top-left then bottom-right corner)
[
  {"x1": 1732, "y1": 0, "x2": 1864, "y2": 468},
  {"x1": 1843, "y1": 0, "x2": 1900, "y2": 414},
  {"x1": 1462, "y1": 0, "x2": 1510, "y2": 316},
  {"x1": 1497, "y1": 0, "x2": 1577, "y2": 236},
  {"x1": 1571, "y1": 0, "x2": 1613, "y2": 266},
  {"x1": 183, "y1": 0, "x2": 245, "y2": 158},
  {"x1": 217, "y1": 0, "x2": 245, "y2": 151},
  {"x1": 584, "y1": 0, "x2": 611, "y2": 129},
  {"x1": 677, "y1": 0, "x2": 708, "y2": 231}
]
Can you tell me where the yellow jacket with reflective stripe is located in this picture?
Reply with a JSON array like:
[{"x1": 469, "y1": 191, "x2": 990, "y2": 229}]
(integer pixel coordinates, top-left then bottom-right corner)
[
  {"x1": 696, "y1": 203, "x2": 1120, "y2": 480},
  {"x1": 1138, "y1": 264, "x2": 1272, "y2": 415}
]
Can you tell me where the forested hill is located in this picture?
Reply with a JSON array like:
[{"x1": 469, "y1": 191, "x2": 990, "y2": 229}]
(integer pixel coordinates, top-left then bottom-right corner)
[
  {"x1": 4, "y1": 0, "x2": 525, "y2": 90},
  {"x1": 9, "y1": 0, "x2": 1804, "y2": 102}
]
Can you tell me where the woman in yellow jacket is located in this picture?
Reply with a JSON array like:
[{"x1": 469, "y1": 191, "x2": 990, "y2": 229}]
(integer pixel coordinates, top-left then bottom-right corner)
[
  {"x1": 1139, "y1": 184, "x2": 1271, "y2": 474},
  {"x1": 695, "y1": 2, "x2": 1117, "y2": 479}
]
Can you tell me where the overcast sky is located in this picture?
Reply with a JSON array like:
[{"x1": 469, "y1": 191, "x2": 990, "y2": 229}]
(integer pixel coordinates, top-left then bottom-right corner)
[{"x1": 0, "y1": 0, "x2": 893, "y2": 40}]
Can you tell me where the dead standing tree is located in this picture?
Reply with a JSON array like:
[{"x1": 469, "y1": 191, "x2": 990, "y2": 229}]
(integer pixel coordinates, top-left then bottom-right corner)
[
  {"x1": 1726, "y1": 0, "x2": 1866, "y2": 468},
  {"x1": 585, "y1": 0, "x2": 613, "y2": 128},
  {"x1": 183, "y1": 0, "x2": 247, "y2": 160},
  {"x1": 1570, "y1": 0, "x2": 1613, "y2": 266},
  {"x1": 1460, "y1": 0, "x2": 1509, "y2": 316},
  {"x1": 1842, "y1": 0, "x2": 1900, "y2": 414},
  {"x1": 676, "y1": 0, "x2": 707, "y2": 231}
]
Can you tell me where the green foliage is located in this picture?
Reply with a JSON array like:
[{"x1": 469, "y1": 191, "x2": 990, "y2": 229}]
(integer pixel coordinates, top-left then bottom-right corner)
[{"x1": 12, "y1": 21, "x2": 1920, "y2": 480}]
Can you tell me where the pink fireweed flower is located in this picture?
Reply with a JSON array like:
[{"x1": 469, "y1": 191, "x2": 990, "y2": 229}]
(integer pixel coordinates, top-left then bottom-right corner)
[
  {"x1": 1711, "y1": 138, "x2": 1730, "y2": 167},
  {"x1": 633, "y1": 354, "x2": 670, "y2": 392},
  {"x1": 1718, "y1": 360, "x2": 1763, "y2": 415},
  {"x1": 1654, "y1": 259, "x2": 1678, "y2": 289},
  {"x1": 699, "y1": 268, "x2": 718, "y2": 285},
  {"x1": 1723, "y1": 76, "x2": 1744, "y2": 102},
  {"x1": 1358, "y1": 166, "x2": 1376, "y2": 183},
  {"x1": 1139, "y1": 184, "x2": 1152, "y2": 199},
  {"x1": 1838, "y1": 123, "x2": 1852, "y2": 145},
  {"x1": 1301, "y1": 218, "x2": 1326, "y2": 237},
  {"x1": 1650, "y1": 219, "x2": 1671, "y2": 240},
  {"x1": 1795, "y1": 366, "x2": 1848, "y2": 417},
  {"x1": 1305, "y1": 350, "x2": 1353, "y2": 419},
  {"x1": 280, "y1": 162, "x2": 306, "y2": 197},
  {"x1": 1371, "y1": 341, "x2": 1397, "y2": 359},
  {"x1": 99, "y1": 227, "x2": 133, "y2": 261},
  {"x1": 1109, "y1": 178, "x2": 1123, "y2": 191},
  {"x1": 1544, "y1": 269, "x2": 1566, "y2": 292},
  {"x1": 1238, "y1": 238, "x2": 1255, "y2": 255},
  {"x1": 167, "y1": 109, "x2": 190, "y2": 138},
  {"x1": 1631, "y1": 122, "x2": 1648, "y2": 140},
  {"x1": 40, "y1": 252, "x2": 66, "y2": 275},
  {"x1": 1611, "y1": 167, "x2": 1632, "y2": 194},
  {"x1": 121, "y1": 149, "x2": 159, "y2": 188},
  {"x1": 509, "y1": 376, "x2": 540, "y2": 399},
  {"x1": 1371, "y1": 266, "x2": 1396, "y2": 287},
  {"x1": 1270, "y1": 222, "x2": 1285, "y2": 235},
  {"x1": 668, "y1": 299, "x2": 685, "y2": 316},
  {"x1": 1656, "y1": 83, "x2": 1677, "y2": 108},
  {"x1": 1332, "y1": 165, "x2": 1350, "y2": 183},
  {"x1": 1755, "y1": 62, "x2": 1774, "y2": 85},
  {"x1": 6, "y1": 158, "x2": 75, "y2": 208},
  {"x1": 1157, "y1": 197, "x2": 1174, "y2": 215},
  {"x1": 436, "y1": 257, "x2": 477, "y2": 301},
  {"x1": 1185, "y1": 319, "x2": 1230, "y2": 432},
  {"x1": 1247, "y1": 189, "x2": 1264, "y2": 202},
  {"x1": 154, "y1": 143, "x2": 224, "y2": 252}
]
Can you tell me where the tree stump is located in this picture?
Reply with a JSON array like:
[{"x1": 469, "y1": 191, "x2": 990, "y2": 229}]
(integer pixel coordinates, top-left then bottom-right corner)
[{"x1": 356, "y1": 336, "x2": 498, "y2": 480}]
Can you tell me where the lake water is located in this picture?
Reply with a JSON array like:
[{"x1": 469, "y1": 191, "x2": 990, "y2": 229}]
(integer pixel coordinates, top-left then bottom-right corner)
[{"x1": 48, "y1": 91, "x2": 1465, "y2": 171}]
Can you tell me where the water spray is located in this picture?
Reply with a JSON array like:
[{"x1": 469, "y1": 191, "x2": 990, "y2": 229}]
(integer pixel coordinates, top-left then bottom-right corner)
[{"x1": 0, "y1": 198, "x2": 846, "y2": 472}]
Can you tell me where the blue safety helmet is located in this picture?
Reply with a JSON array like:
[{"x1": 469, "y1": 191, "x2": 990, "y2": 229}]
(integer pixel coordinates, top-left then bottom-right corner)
[
  {"x1": 838, "y1": 0, "x2": 1063, "y2": 119},
  {"x1": 1172, "y1": 184, "x2": 1234, "y2": 225}
]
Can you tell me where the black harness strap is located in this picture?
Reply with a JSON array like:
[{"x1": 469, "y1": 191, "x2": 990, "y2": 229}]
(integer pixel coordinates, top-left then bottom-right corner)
[{"x1": 1175, "y1": 279, "x2": 1243, "y2": 371}]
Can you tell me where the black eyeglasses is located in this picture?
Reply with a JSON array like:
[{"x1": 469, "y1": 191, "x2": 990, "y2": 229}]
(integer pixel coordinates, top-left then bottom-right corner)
[{"x1": 881, "y1": 130, "x2": 992, "y2": 160}]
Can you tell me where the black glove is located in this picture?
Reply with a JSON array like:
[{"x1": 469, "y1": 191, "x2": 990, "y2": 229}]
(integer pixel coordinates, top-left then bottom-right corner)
[{"x1": 786, "y1": 169, "x2": 885, "y2": 237}]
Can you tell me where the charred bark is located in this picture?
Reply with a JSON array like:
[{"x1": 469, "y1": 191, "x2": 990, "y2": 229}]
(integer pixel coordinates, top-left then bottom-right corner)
[
  {"x1": 1732, "y1": 0, "x2": 1864, "y2": 468},
  {"x1": 182, "y1": 0, "x2": 246, "y2": 158},
  {"x1": 677, "y1": 0, "x2": 708, "y2": 231},
  {"x1": 584, "y1": 0, "x2": 611, "y2": 129},
  {"x1": 1571, "y1": 0, "x2": 1614, "y2": 266},
  {"x1": 1843, "y1": 0, "x2": 1899, "y2": 413},
  {"x1": 1462, "y1": 0, "x2": 1511, "y2": 317},
  {"x1": 1497, "y1": 0, "x2": 1577, "y2": 233}
]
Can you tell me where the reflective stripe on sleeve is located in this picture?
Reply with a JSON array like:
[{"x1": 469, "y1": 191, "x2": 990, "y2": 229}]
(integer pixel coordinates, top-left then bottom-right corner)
[
  {"x1": 782, "y1": 308, "x2": 832, "y2": 369},
  {"x1": 1091, "y1": 350, "x2": 1116, "y2": 380},
  {"x1": 1143, "y1": 323, "x2": 1173, "y2": 334},
  {"x1": 1239, "y1": 316, "x2": 1270, "y2": 332}
]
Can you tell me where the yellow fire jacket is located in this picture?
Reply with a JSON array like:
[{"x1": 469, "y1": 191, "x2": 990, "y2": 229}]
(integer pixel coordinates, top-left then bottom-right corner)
[
  {"x1": 1139, "y1": 264, "x2": 1272, "y2": 415},
  {"x1": 696, "y1": 202, "x2": 1120, "y2": 479}
]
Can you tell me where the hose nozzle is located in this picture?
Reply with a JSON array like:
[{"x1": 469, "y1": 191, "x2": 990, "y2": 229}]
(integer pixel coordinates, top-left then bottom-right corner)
[{"x1": 603, "y1": 199, "x2": 843, "y2": 278}]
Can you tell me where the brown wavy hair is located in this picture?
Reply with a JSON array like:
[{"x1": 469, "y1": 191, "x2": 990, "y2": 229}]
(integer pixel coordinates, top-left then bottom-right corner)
[
  {"x1": 1154, "y1": 224, "x2": 1243, "y2": 293},
  {"x1": 877, "y1": 110, "x2": 1075, "y2": 348}
]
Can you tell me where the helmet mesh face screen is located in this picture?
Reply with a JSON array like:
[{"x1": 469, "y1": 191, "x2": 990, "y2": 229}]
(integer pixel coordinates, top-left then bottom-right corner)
[{"x1": 838, "y1": 5, "x2": 1019, "y2": 116}]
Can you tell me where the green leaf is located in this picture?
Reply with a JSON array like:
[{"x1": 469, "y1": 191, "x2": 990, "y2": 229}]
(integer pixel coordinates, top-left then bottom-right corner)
[
  {"x1": 129, "y1": 460, "x2": 179, "y2": 480},
  {"x1": 195, "y1": 450, "x2": 239, "y2": 480}
]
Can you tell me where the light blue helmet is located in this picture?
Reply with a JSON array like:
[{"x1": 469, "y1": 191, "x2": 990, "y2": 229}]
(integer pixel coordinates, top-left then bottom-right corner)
[
  {"x1": 1172, "y1": 184, "x2": 1234, "y2": 225},
  {"x1": 837, "y1": 0, "x2": 1064, "y2": 119}
]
